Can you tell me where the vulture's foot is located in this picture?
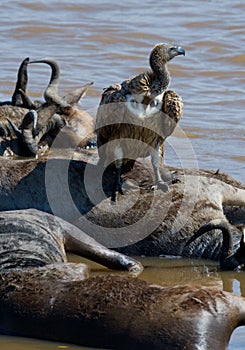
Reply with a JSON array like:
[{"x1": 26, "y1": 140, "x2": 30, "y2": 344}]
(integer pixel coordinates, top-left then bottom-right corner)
[
  {"x1": 151, "y1": 180, "x2": 169, "y2": 192},
  {"x1": 111, "y1": 181, "x2": 124, "y2": 203},
  {"x1": 161, "y1": 169, "x2": 181, "y2": 185}
]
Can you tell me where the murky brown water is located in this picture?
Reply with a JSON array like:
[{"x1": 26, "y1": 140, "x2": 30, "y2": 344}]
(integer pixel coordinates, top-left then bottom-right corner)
[{"x1": 0, "y1": 0, "x2": 244, "y2": 348}]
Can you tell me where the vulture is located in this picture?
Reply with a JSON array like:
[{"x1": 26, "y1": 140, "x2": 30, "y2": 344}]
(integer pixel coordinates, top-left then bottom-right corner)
[{"x1": 96, "y1": 43, "x2": 185, "y2": 201}]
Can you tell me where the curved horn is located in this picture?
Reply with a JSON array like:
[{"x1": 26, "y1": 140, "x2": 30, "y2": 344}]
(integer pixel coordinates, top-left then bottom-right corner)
[
  {"x1": 29, "y1": 58, "x2": 68, "y2": 107},
  {"x1": 185, "y1": 219, "x2": 233, "y2": 265},
  {"x1": 17, "y1": 89, "x2": 36, "y2": 109},
  {"x1": 7, "y1": 116, "x2": 37, "y2": 157},
  {"x1": 20, "y1": 109, "x2": 38, "y2": 131},
  {"x1": 34, "y1": 113, "x2": 65, "y2": 144},
  {"x1": 185, "y1": 219, "x2": 232, "y2": 251},
  {"x1": 29, "y1": 58, "x2": 59, "y2": 85},
  {"x1": 7, "y1": 118, "x2": 21, "y2": 138},
  {"x1": 12, "y1": 57, "x2": 30, "y2": 107},
  {"x1": 185, "y1": 219, "x2": 245, "y2": 270},
  {"x1": 19, "y1": 110, "x2": 39, "y2": 157}
]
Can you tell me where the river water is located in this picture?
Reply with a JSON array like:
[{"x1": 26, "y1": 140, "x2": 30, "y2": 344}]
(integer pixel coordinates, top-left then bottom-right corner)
[{"x1": 0, "y1": 0, "x2": 244, "y2": 349}]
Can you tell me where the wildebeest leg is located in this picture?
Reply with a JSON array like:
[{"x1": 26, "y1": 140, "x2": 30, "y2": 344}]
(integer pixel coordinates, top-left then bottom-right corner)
[
  {"x1": 61, "y1": 218, "x2": 143, "y2": 275},
  {"x1": 150, "y1": 145, "x2": 169, "y2": 192}
]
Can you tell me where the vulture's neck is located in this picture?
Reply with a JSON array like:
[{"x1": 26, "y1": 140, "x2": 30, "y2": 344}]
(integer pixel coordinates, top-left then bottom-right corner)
[{"x1": 151, "y1": 62, "x2": 170, "y2": 95}]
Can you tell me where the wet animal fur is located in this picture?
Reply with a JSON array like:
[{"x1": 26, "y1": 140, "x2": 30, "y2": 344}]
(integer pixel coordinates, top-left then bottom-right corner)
[
  {"x1": 0, "y1": 209, "x2": 244, "y2": 349},
  {"x1": 1, "y1": 269, "x2": 245, "y2": 349},
  {"x1": 0, "y1": 153, "x2": 244, "y2": 268}
]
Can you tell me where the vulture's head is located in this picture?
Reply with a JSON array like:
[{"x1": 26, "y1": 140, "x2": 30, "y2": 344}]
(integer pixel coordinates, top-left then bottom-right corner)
[{"x1": 149, "y1": 43, "x2": 185, "y2": 71}]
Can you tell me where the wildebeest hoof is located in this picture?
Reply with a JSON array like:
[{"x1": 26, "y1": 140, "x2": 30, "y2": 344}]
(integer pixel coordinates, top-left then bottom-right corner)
[
  {"x1": 125, "y1": 260, "x2": 144, "y2": 276},
  {"x1": 151, "y1": 181, "x2": 169, "y2": 192}
]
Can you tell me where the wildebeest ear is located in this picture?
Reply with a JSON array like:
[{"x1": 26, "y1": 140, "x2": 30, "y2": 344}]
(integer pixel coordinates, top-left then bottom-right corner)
[{"x1": 63, "y1": 82, "x2": 93, "y2": 105}]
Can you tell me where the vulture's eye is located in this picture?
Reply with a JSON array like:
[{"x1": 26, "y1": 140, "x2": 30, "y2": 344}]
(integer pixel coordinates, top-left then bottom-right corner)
[{"x1": 150, "y1": 100, "x2": 159, "y2": 108}]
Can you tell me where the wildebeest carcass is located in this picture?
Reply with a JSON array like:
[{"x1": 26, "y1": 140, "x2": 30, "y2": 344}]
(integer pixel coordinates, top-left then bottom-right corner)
[
  {"x1": 0, "y1": 152, "x2": 244, "y2": 270},
  {"x1": 0, "y1": 57, "x2": 95, "y2": 157},
  {"x1": 0, "y1": 209, "x2": 244, "y2": 349}
]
